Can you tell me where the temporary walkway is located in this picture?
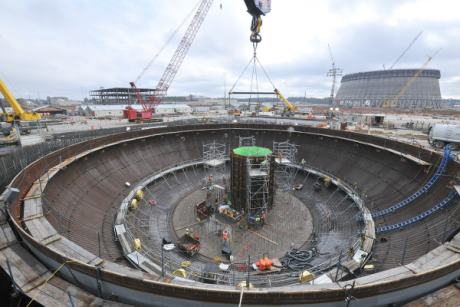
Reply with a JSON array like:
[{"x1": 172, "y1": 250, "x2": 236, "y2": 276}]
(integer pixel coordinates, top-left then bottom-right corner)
[{"x1": 372, "y1": 145, "x2": 452, "y2": 219}]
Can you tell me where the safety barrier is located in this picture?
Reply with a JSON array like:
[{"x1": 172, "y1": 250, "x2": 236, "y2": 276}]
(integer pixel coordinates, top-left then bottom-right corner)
[
  {"x1": 372, "y1": 145, "x2": 452, "y2": 219},
  {"x1": 376, "y1": 190, "x2": 458, "y2": 233}
]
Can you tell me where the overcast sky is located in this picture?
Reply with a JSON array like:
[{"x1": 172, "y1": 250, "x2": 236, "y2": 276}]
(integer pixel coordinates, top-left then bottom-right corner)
[{"x1": 0, "y1": 0, "x2": 459, "y2": 100}]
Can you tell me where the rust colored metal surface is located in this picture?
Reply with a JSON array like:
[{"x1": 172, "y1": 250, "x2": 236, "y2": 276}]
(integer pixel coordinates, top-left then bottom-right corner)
[{"x1": 4, "y1": 123, "x2": 460, "y2": 305}]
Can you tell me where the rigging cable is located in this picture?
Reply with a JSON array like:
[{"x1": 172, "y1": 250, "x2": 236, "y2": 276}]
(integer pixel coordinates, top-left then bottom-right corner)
[
  {"x1": 228, "y1": 57, "x2": 254, "y2": 94},
  {"x1": 134, "y1": 0, "x2": 201, "y2": 84},
  {"x1": 248, "y1": 44, "x2": 258, "y2": 108}
]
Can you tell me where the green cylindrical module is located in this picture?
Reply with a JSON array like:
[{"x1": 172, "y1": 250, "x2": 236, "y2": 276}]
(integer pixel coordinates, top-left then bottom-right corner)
[{"x1": 230, "y1": 146, "x2": 275, "y2": 222}]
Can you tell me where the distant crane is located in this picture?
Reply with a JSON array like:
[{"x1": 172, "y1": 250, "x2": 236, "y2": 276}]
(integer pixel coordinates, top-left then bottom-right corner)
[
  {"x1": 125, "y1": 0, "x2": 214, "y2": 122},
  {"x1": 389, "y1": 31, "x2": 423, "y2": 70},
  {"x1": 326, "y1": 44, "x2": 343, "y2": 106},
  {"x1": 274, "y1": 88, "x2": 298, "y2": 116},
  {"x1": 384, "y1": 48, "x2": 442, "y2": 109}
]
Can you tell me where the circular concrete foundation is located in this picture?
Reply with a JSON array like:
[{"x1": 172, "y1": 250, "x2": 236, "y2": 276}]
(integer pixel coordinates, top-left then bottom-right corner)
[
  {"x1": 6, "y1": 122, "x2": 459, "y2": 306},
  {"x1": 172, "y1": 188, "x2": 313, "y2": 262}
]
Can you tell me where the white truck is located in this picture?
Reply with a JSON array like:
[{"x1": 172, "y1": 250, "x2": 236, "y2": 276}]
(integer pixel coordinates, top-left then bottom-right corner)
[{"x1": 428, "y1": 124, "x2": 460, "y2": 148}]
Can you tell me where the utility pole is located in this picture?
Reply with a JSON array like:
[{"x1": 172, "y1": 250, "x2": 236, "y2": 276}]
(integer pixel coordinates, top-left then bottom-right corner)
[{"x1": 327, "y1": 44, "x2": 343, "y2": 107}]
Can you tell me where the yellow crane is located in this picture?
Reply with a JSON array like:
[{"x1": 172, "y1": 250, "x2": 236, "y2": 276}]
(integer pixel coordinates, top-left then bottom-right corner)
[
  {"x1": 383, "y1": 48, "x2": 441, "y2": 108},
  {"x1": 274, "y1": 88, "x2": 298, "y2": 116},
  {"x1": 0, "y1": 79, "x2": 41, "y2": 123}
]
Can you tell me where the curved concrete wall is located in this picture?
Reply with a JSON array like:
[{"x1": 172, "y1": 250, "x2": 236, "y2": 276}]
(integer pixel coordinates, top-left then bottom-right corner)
[{"x1": 4, "y1": 123, "x2": 460, "y2": 306}]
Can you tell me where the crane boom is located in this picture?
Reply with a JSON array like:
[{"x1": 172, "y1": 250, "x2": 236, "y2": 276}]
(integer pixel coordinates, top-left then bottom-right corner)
[
  {"x1": 384, "y1": 48, "x2": 441, "y2": 108},
  {"x1": 389, "y1": 31, "x2": 423, "y2": 70},
  {"x1": 0, "y1": 79, "x2": 25, "y2": 116},
  {"x1": 0, "y1": 79, "x2": 41, "y2": 123},
  {"x1": 126, "y1": 0, "x2": 214, "y2": 121},
  {"x1": 274, "y1": 88, "x2": 297, "y2": 113},
  {"x1": 154, "y1": 0, "x2": 214, "y2": 102}
]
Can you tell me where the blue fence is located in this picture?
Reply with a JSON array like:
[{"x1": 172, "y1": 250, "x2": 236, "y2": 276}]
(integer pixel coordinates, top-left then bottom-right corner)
[{"x1": 372, "y1": 145, "x2": 452, "y2": 219}]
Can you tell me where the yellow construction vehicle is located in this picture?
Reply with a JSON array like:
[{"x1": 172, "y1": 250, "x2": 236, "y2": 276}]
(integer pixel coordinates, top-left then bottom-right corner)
[
  {"x1": 0, "y1": 79, "x2": 41, "y2": 123},
  {"x1": 261, "y1": 105, "x2": 272, "y2": 112},
  {"x1": 274, "y1": 88, "x2": 298, "y2": 116}
]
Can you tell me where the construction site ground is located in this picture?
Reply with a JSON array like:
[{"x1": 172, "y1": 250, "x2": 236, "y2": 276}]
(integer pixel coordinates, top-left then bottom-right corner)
[{"x1": 172, "y1": 188, "x2": 313, "y2": 262}]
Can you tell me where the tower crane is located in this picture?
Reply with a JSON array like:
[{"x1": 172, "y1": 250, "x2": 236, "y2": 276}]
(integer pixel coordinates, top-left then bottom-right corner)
[{"x1": 124, "y1": 0, "x2": 214, "y2": 122}]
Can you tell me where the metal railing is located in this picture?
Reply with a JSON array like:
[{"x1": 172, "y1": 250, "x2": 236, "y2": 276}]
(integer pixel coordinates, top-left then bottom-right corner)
[
  {"x1": 117, "y1": 160, "x2": 366, "y2": 287},
  {"x1": 372, "y1": 144, "x2": 452, "y2": 219}
]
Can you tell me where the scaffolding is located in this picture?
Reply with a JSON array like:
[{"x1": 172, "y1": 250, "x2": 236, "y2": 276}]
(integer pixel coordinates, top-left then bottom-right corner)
[
  {"x1": 273, "y1": 141, "x2": 298, "y2": 191},
  {"x1": 203, "y1": 141, "x2": 227, "y2": 174},
  {"x1": 246, "y1": 155, "x2": 272, "y2": 227},
  {"x1": 206, "y1": 180, "x2": 226, "y2": 209},
  {"x1": 239, "y1": 136, "x2": 256, "y2": 147}
]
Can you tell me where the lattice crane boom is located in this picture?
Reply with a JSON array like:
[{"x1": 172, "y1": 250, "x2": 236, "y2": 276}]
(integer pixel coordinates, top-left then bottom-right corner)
[
  {"x1": 125, "y1": 0, "x2": 214, "y2": 121},
  {"x1": 389, "y1": 31, "x2": 423, "y2": 70},
  {"x1": 384, "y1": 48, "x2": 442, "y2": 108},
  {"x1": 154, "y1": 0, "x2": 214, "y2": 103}
]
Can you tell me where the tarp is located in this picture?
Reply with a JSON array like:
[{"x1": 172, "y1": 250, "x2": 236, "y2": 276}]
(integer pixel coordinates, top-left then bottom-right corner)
[
  {"x1": 245, "y1": 0, "x2": 271, "y2": 16},
  {"x1": 255, "y1": 0, "x2": 271, "y2": 15}
]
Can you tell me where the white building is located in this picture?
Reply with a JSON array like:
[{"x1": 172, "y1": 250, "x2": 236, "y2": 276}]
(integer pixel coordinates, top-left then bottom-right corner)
[
  {"x1": 85, "y1": 105, "x2": 143, "y2": 118},
  {"x1": 155, "y1": 104, "x2": 192, "y2": 115},
  {"x1": 83, "y1": 104, "x2": 191, "y2": 118},
  {"x1": 193, "y1": 106, "x2": 210, "y2": 113}
]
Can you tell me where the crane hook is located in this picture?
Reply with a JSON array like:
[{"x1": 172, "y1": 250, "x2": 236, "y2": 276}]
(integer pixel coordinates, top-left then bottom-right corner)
[{"x1": 250, "y1": 16, "x2": 262, "y2": 43}]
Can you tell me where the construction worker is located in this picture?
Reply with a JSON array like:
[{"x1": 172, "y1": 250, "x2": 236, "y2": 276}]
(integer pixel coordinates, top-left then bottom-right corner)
[{"x1": 222, "y1": 229, "x2": 231, "y2": 258}]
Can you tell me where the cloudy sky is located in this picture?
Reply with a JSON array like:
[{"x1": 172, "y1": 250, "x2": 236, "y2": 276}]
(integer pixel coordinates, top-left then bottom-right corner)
[{"x1": 0, "y1": 0, "x2": 459, "y2": 100}]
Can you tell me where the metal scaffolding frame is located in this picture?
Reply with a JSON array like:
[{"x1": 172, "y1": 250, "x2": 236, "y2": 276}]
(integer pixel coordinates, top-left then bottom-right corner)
[
  {"x1": 203, "y1": 141, "x2": 227, "y2": 174},
  {"x1": 273, "y1": 141, "x2": 298, "y2": 191},
  {"x1": 239, "y1": 136, "x2": 256, "y2": 147},
  {"x1": 204, "y1": 176, "x2": 226, "y2": 208},
  {"x1": 246, "y1": 155, "x2": 271, "y2": 227}
]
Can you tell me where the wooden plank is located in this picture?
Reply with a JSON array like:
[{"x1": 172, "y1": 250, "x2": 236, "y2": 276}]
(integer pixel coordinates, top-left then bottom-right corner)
[
  {"x1": 23, "y1": 198, "x2": 43, "y2": 220},
  {"x1": 41, "y1": 234, "x2": 61, "y2": 246},
  {"x1": 355, "y1": 266, "x2": 412, "y2": 285},
  {"x1": 88, "y1": 257, "x2": 104, "y2": 267},
  {"x1": 26, "y1": 280, "x2": 120, "y2": 307},
  {"x1": 0, "y1": 244, "x2": 50, "y2": 291},
  {"x1": 0, "y1": 240, "x2": 117, "y2": 307},
  {"x1": 25, "y1": 217, "x2": 58, "y2": 241},
  {"x1": 406, "y1": 247, "x2": 458, "y2": 273},
  {"x1": 248, "y1": 229, "x2": 279, "y2": 246},
  {"x1": 25, "y1": 180, "x2": 43, "y2": 199},
  {"x1": 0, "y1": 223, "x2": 17, "y2": 250},
  {"x1": 175, "y1": 220, "x2": 205, "y2": 231},
  {"x1": 48, "y1": 237, "x2": 102, "y2": 265}
]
